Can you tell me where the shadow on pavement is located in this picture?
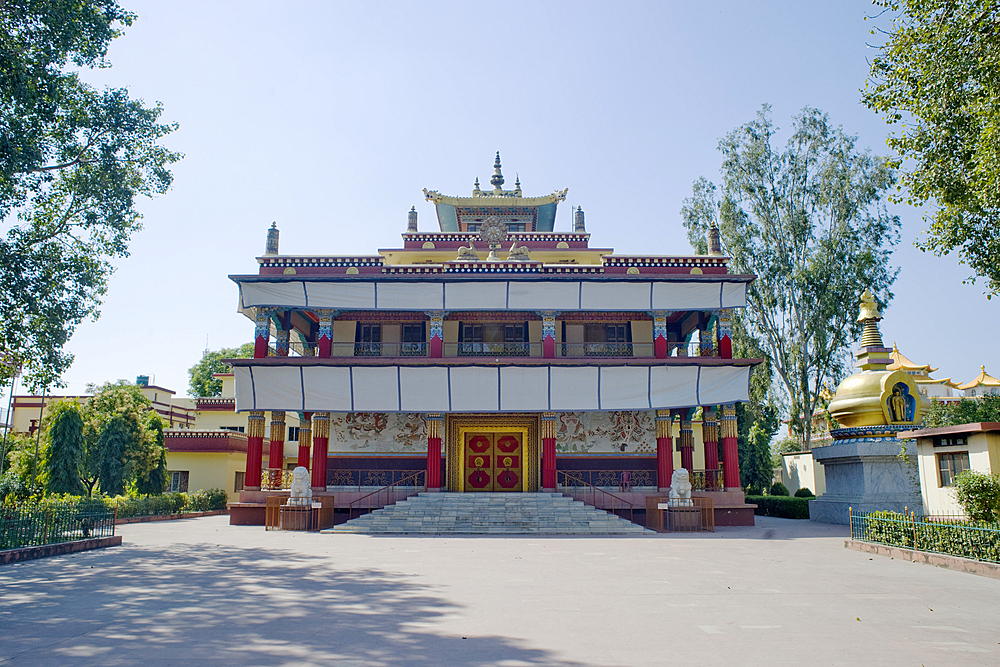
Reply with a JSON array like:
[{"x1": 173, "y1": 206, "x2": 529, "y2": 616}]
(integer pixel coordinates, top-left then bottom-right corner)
[{"x1": 0, "y1": 542, "x2": 592, "y2": 667}]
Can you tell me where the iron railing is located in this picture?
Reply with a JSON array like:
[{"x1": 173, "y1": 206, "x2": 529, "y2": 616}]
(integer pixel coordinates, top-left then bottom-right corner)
[
  {"x1": 557, "y1": 469, "x2": 655, "y2": 491},
  {"x1": 348, "y1": 470, "x2": 425, "y2": 519},
  {"x1": 690, "y1": 469, "x2": 724, "y2": 492},
  {"x1": 261, "y1": 469, "x2": 295, "y2": 490},
  {"x1": 327, "y1": 469, "x2": 428, "y2": 490},
  {"x1": 286, "y1": 339, "x2": 720, "y2": 359},
  {"x1": 557, "y1": 470, "x2": 637, "y2": 524},
  {"x1": 452, "y1": 342, "x2": 531, "y2": 357},
  {"x1": 1, "y1": 506, "x2": 116, "y2": 550},
  {"x1": 850, "y1": 508, "x2": 1000, "y2": 564},
  {"x1": 560, "y1": 342, "x2": 637, "y2": 357}
]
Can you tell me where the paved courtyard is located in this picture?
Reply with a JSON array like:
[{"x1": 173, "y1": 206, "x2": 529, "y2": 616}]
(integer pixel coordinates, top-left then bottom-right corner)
[{"x1": 1, "y1": 515, "x2": 998, "y2": 666}]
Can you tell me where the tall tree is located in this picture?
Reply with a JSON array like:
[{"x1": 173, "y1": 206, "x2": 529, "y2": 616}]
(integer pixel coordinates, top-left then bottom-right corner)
[
  {"x1": 43, "y1": 400, "x2": 86, "y2": 495},
  {"x1": 0, "y1": 1, "x2": 180, "y2": 389},
  {"x1": 81, "y1": 381, "x2": 156, "y2": 495},
  {"x1": 188, "y1": 343, "x2": 255, "y2": 397},
  {"x1": 863, "y1": 0, "x2": 1000, "y2": 296},
  {"x1": 682, "y1": 106, "x2": 900, "y2": 448},
  {"x1": 135, "y1": 412, "x2": 167, "y2": 495}
]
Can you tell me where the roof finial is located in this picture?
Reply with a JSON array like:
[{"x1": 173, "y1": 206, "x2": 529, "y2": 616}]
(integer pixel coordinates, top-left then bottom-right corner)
[
  {"x1": 490, "y1": 151, "x2": 505, "y2": 191},
  {"x1": 265, "y1": 221, "x2": 279, "y2": 255},
  {"x1": 514, "y1": 174, "x2": 521, "y2": 196}
]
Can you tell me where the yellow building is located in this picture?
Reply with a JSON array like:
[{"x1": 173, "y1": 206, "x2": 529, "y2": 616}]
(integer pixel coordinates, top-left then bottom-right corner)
[{"x1": 901, "y1": 422, "x2": 1000, "y2": 516}]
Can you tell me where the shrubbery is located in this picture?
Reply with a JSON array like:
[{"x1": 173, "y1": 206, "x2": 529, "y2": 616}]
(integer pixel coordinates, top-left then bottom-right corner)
[
  {"x1": 2, "y1": 489, "x2": 229, "y2": 517},
  {"x1": 745, "y1": 495, "x2": 810, "y2": 519},
  {"x1": 769, "y1": 482, "x2": 790, "y2": 496},
  {"x1": 860, "y1": 510, "x2": 1000, "y2": 563},
  {"x1": 794, "y1": 487, "x2": 814, "y2": 498},
  {"x1": 952, "y1": 471, "x2": 1000, "y2": 523}
]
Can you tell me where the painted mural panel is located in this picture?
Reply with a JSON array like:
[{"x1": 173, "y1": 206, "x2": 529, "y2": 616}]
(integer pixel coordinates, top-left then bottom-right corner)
[
  {"x1": 555, "y1": 410, "x2": 656, "y2": 453},
  {"x1": 324, "y1": 410, "x2": 658, "y2": 454}
]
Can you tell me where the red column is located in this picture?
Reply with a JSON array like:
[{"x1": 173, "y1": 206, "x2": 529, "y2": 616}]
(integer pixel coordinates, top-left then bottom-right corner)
[
  {"x1": 317, "y1": 310, "x2": 334, "y2": 358},
  {"x1": 245, "y1": 411, "x2": 266, "y2": 490},
  {"x1": 720, "y1": 403, "x2": 740, "y2": 489},
  {"x1": 253, "y1": 309, "x2": 271, "y2": 358},
  {"x1": 297, "y1": 413, "x2": 312, "y2": 469},
  {"x1": 680, "y1": 416, "x2": 694, "y2": 472},
  {"x1": 426, "y1": 414, "x2": 442, "y2": 490},
  {"x1": 702, "y1": 408, "x2": 720, "y2": 488},
  {"x1": 266, "y1": 411, "x2": 285, "y2": 487},
  {"x1": 311, "y1": 412, "x2": 329, "y2": 491},
  {"x1": 653, "y1": 313, "x2": 669, "y2": 359},
  {"x1": 718, "y1": 310, "x2": 733, "y2": 360},
  {"x1": 655, "y1": 410, "x2": 673, "y2": 491},
  {"x1": 542, "y1": 412, "x2": 557, "y2": 490},
  {"x1": 429, "y1": 312, "x2": 444, "y2": 358},
  {"x1": 541, "y1": 313, "x2": 556, "y2": 359}
]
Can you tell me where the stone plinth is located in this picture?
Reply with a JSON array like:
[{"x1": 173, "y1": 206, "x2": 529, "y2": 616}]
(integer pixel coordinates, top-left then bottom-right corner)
[{"x1": 809, "y1": 439, "x2": 921, "y2": 524}]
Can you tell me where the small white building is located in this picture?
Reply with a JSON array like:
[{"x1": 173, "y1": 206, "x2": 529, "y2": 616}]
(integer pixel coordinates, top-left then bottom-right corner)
[{"x1": 900, "y1": 422, "x2": 1000, "y2": 516}]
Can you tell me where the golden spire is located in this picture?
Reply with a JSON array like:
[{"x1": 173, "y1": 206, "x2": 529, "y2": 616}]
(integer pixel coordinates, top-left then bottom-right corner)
[{"x1": 857, "y1": 289, "x2": 884, "y2": 349}]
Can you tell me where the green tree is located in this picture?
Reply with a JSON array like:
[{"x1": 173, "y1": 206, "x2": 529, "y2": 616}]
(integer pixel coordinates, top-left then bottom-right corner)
[
  {"x1": 81, "y1": 381, "x2": 157, "y2": 495},
  {"x1": 43, "y1": 400, "x2": 85, "y2": 495},
  {"x1": 952, "y1": 470, "x2": 1000, "y2": 523},
  {"x1": 682, "y1": 106, "x2": 900, "y2": 448},
  {"x1": 0, "y1": 1, "x2": 180, "y2": 390},
  {"x1": 923, "y1": 395, "x2": 1000, "y2": 427},
  {"x1": 135, "y1": 411, "x2": 167, "y2": 495},
  {"x1": 863, "y1": 0, "x2": 1000, "y2": 296},
  {"x1": 188, "y1": 343, "x2": 254, "y2": 397}
]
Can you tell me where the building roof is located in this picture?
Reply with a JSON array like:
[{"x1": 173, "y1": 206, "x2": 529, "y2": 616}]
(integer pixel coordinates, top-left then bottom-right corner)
[
  {"x1": 898, "y1": 422, "x2": 1000, "y2": 439},
  {"x1": 957, "y1": 366, "x2": 1000, "y2": 391},
  {"x1": 887, "y1": 343, "x2": 936, "y2": 374}
]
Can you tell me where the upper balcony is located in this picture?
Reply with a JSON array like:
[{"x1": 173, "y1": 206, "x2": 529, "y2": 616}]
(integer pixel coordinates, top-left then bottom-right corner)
[{"x1": 285, "y1": 340, "x2": 712, "y2": 361}]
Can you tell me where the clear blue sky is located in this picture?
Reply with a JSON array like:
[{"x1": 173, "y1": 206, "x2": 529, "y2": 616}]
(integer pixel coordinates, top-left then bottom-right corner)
[{"x1": 37, "y1": 0, "x2": 997, "y2": 398}]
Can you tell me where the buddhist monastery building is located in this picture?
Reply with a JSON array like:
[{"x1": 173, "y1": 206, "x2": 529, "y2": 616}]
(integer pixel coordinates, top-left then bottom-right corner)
[{"x1": 200, "y1": 155, "x2": 774, "y2": 529}]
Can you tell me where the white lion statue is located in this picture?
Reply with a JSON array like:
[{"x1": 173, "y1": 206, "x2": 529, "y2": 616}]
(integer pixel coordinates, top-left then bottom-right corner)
[
  {"x1": 287, "y1": 466, "x2": 313, "y2": 506},
  {"x1": 668, "y1": 468, "x2": 693, "y2": 507}
]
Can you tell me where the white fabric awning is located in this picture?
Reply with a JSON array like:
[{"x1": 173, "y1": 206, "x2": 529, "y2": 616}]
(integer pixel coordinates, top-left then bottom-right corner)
[
  {"x1": 237, "y1": 278, "x2": 748, "y2": 312},
  {"x1": 232, "y1": 363, "x2": 751, "y2": 413}
]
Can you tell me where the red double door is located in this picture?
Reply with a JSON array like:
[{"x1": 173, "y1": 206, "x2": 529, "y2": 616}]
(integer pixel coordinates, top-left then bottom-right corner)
[{"x1": 463, "y1": 432, "x2": 523, "y2": 492}]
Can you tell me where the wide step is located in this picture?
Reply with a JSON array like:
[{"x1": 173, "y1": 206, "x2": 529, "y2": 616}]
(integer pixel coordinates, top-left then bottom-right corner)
[{"x1": 324, "y1": 492, "x2": 651, "y2": 535}]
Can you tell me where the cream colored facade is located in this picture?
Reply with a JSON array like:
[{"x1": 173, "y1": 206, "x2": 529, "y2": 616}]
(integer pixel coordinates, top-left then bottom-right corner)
[
  {"x1": 165, "y1": 450, "x2": 247, "y2": 500},
  {"x1": 780, "y1": 451, "x2": 826, "y2": 496},
  {"x1": 907, "y1": 423, "x2": 1000, "y2": 516}
]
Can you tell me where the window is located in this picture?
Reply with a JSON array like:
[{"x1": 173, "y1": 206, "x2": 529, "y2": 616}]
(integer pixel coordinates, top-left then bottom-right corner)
[
  {"x1": 221, "y1": 425, "x2": 245, "y2": 433},
  {"x1": 287, "y1": 426, "x2": 299, "y2": 442},
  {"x1": 933, "y1": 436, "x2": 968, "y2": 448},
  {"x1": 401, "y1": 323, "x2": 426, "y2": 356},
  {"x1": 581, "y1": 322, "x2": 632, "y2": 356},
  {"x1": 234, "y1": 471, "x2": 245, "y2": 493},
  {"x1": 458, "y1": 322, "x2": 528, "y2": 355},
  {"x1": 355, "y1": 323, "x2": 381, "y2": 356},
  {"x1": 169, "y1": 471, "x2": 189, "y2": 493},
  {"x1": 937, "y1": 452, "x2": 970, "y2": 487}
]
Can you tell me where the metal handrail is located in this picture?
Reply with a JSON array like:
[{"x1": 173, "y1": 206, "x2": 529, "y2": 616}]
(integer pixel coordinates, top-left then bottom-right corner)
[
  {"x1": 348, "y1": 470, "x2": 426, "y2": 519},
  {"x1": 557, "y1": 470, "x2": 636, "y2": 524}
]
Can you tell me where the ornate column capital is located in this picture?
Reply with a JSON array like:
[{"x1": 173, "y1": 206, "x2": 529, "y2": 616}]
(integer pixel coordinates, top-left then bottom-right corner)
[
  {"x1": 254, "y1": 308, "x2": 274, "y2": 338},
  {"x1": 247, "y1": 411, "x2": 266, "y2": 438},
  {"x1": 720, "y1": 403, "x2": 738, "y2": 439},
  {"x1": 425, "y1": 311, "x2": 446, "y2": 339},
  {"x1": 312, "y1": 412, "x2": 330, "y2": 439}
]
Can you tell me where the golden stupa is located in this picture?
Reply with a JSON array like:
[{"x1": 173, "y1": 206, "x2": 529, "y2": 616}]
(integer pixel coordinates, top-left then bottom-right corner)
[{"x1": 827, "y1": 290, "x2": 929, "y2": 430}]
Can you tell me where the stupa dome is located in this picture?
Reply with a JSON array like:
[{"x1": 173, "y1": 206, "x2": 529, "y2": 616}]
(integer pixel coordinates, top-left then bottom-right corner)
[{"x1": 827, "y1": 290, "x2": 929, "y2": 431}]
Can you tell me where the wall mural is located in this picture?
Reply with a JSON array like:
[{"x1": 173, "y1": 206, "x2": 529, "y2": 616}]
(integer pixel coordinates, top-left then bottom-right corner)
[
  {"x1": 324, "y1": 410, "x2": 657, "y2": 454},
  {"x1": 555, "y1": 410, "x2": 655, "y2": 454}
]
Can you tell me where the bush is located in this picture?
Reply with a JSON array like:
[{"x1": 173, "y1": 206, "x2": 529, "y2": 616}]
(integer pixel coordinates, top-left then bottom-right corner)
[
  {"x1": 745, "y1": 495, "x2": 810, "y2": 519},
  {"x1": 186, "y1": 488, "x2": 227, "y2": 512},
  {"x1": 769, "y1": 482, "x2": 790, "y2": 496},
  {"x1": 745, "y1": 484, "x2": 762, "y2": 496},
  {"x1": 952, "y1": 471, "x2": 1000, "y2": 523},
  {"x1": 860, "y1": 510, "x2": 1000, "y2": 563},
  {"x1": 794, "y1": 487, "x2": 814, "y2": 498}
]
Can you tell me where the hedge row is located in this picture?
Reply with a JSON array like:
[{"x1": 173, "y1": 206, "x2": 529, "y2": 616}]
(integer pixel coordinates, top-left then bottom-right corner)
[
  {"x1": 6, "y1": 489, "x2": 229, "y2": 518},
  {"x1": 745, "y1": 495, "x2": 812, "y2": 519},
  {"x1": 859, "y1": 511, "x2": 1000, "y2": 563}
]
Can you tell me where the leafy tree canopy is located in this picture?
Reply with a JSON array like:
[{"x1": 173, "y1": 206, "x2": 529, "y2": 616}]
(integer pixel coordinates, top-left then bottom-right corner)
[
  {"x1": 80, "y1": 380, "x2": 161, "y2": 495},
  {"x1": 683, "y1": 106, "x2": 900, "y2": 448},
  {"x1": 188, "y1": 343, "x2": 255, "y2": 397},
  {"x1": 923, "y1": 395, "x2": 1000, "y2": 427},
  {"x1": 0, "y1": 1, "x2": 180, "y2": 390},
  {"x1": 43, "y1": 399, "x2": 86, "y2": 495},
  {"x1": 863, "y1": 0, "x2": 1000, "y2": 296}
]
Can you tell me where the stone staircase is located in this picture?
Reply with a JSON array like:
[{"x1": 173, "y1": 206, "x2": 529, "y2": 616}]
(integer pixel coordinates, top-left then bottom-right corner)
[{"x1": 324, "y1": 492, "x2": 651, "y2": 535}]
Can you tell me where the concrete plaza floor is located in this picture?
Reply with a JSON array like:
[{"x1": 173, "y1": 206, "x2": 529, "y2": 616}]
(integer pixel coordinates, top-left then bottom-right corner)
[{"x1": 1, "y1": 515, "x2": 998, "y2": 666}]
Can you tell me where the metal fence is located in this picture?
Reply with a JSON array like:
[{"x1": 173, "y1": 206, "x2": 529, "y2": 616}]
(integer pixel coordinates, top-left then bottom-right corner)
[
  {"x1": 327, "y1": 469, "x2": 427, "y2": 490},
  {"x1": 850, "y1": 509, "x2": 1000, "y2": 564},
  {"x1": 1, "y1": 506, "x2": 116, "y2": 550}
]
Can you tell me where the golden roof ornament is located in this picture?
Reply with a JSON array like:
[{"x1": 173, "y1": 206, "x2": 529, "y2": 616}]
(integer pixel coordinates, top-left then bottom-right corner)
[
  {"x1": 490, "y1": 152, "x2": 505, "y2": 192},
  {"x1": 857, "y1": 289, "x2": 882, "y2": 322}
]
